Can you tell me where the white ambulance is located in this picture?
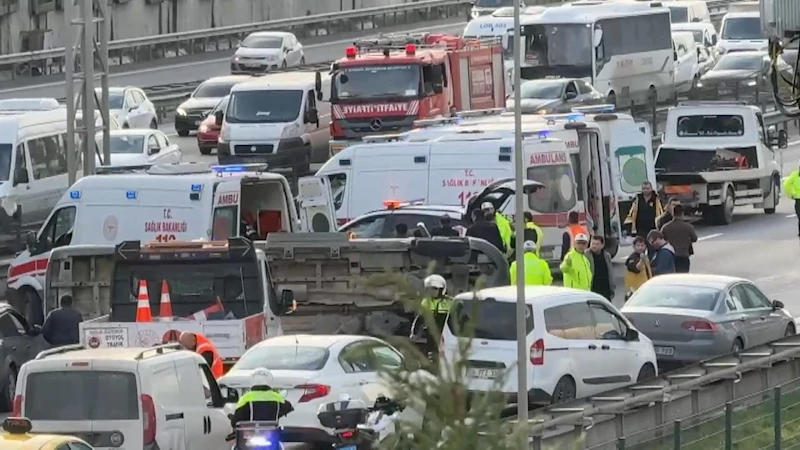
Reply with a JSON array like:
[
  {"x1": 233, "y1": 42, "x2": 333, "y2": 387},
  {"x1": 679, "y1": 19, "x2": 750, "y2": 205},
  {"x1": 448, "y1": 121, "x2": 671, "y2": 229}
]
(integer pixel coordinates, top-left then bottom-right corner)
[{"x1": 7, "y1": 162, "x2": 335, "y2": 325}]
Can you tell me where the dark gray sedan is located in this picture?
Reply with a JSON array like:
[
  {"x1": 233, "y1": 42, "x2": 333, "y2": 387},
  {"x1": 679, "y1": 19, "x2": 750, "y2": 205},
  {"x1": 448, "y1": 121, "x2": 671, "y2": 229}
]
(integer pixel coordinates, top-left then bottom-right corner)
[
  {"x1": 621, "y1": 274, "x2": 794, "y2": 368},
  {"x1": 695, "y1": 51, "x2": 794, "y2": 99},
  {"x1": 507, "y1": 78, "x2": 605, "y2": 115},
  {"x1": 0, "y1": 304, "x2": 49, "y2": 411}
]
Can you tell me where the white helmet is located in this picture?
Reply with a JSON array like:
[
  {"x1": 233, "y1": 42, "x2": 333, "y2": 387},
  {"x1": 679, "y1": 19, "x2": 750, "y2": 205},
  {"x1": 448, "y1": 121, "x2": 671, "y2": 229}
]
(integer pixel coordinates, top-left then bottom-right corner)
[
  {"x1": 251, "y1": 368, "x2": 274, "y2": 387},
  {"x1": 523, "y1": 240, "x2": 537, "y2": 252},
  {"x1": 424, "y1": 274, "x2": 447, "y2": 295}
]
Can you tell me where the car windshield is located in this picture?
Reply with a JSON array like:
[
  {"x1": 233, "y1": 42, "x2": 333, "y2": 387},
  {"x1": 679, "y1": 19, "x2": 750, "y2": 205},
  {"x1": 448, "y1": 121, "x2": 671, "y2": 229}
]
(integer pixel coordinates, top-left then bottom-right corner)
[
  {"x1": 226, "y1": 90, "x2": 303, "y2": 123},
  {"x1": 519, "y1": 80, "x2": 564, "y2": 99},
  {"x1": 690, "y1": 30, "x2": 704, "y2": 43},
  {"x1": 721, "y1": 17, "x2": 764, "y2": 40},
  {"x1": 676, "y1": 114, "x2": 745, "y2": 137},
  {"x1": 524, "y1": 24, "x2": 593, "y2": 68},
  {"x1": 25, "y1": 371, "x2": 139, "y2": 420},
  {"x1": 0, "y1": 144, "x2": 11, "y2": 182},
  {"x1": 241, "y1": 35, "x2": 283, "y2": 49},
  {"x1": 334, "y1": 65, "x2": 420, "y2": 99},
  {"x1": 233, "y1": 345, "x2": 330, "y2": 371},
  {"x1": 194, "y1": 82, "x2": 238, "y2": 98},
  {"x1": 107, "y1": 92, "x2": 124, "y2": 109},
  {"x1": 713, "y1": 54, "x2": 763, "y2": 71},
  {"x1": 103, "y1": 135, "x2": 144, "y2": 154},
  {"x1": 475, "y1": 0, "x2": 513, "y2": 7},
  {"x1": 668, "y1": 6, "x2": 689, "y2": 23},
  {"x1": 448, "y1": 298, "x2": 533, "y2": 340},
  {"x1": 626, "y1": 284, "x2": 721, "y2": 311},
  {"x1": 213, "y1": 96, "x2": 230, "y2": 114}
]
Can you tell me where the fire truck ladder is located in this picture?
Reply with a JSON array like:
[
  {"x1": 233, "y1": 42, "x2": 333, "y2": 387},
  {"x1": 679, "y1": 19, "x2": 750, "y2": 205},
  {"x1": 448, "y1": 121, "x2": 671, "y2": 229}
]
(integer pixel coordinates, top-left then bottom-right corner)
[{"x1": 250, "y1": 61, "x2": 334, "y2": 76}]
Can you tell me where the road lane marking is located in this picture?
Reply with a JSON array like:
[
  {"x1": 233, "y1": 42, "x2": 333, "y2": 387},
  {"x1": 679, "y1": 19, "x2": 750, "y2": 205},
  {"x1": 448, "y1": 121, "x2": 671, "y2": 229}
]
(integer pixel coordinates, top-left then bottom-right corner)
[
  {"x1": 788, "y1": 214, "x2": 797, "y2": 219},
  {"x1": 697, "y1": 233, "x2": 722, "y2": 241}
]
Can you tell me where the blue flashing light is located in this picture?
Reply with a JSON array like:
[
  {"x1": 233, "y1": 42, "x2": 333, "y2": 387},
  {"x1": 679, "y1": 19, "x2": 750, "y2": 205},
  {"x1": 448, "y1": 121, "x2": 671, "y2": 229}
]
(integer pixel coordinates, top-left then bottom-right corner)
[
  {"x1": 69, "y1": 190, "x2": 81, "y2": 200},
  {"x1": 571, "y1": 104, "x2": 616, "y2": 114},
  {"x1": 538, "y1": 130, "x2": 552, "y2": 139},
  {"x1": 499, "y1": 146, "x2": 512, "y2": 153},
  {"x1": 211, "y1": 165, "x2": 247, "y2": 173},
  {"x1": 566, "y1": 113, "x2": 584, "y2": 121},
  {"x1": 190, "y1": 184, "x2": 203, "y2": 192},
  {"x1": 126, "y1": 190, "x2": 137, "y2": 200}
]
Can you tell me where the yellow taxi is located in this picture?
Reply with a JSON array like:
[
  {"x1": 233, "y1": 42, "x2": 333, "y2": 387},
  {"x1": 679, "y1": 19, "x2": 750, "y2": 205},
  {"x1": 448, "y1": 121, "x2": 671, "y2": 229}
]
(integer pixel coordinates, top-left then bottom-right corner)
[{"x1": 0, "y1": 417, "x2": 94, "y2": 450}]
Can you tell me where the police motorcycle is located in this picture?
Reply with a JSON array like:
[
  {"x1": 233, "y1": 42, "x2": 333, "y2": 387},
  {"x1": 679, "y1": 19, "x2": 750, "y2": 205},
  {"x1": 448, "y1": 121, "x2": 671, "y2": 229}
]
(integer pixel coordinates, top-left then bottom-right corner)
[
  {"x1": 225, "y1": 420, "x2": 285, "y2": 450},
  {"x1": 317, "y1": 395, "x2": 404, "y2": 449}
]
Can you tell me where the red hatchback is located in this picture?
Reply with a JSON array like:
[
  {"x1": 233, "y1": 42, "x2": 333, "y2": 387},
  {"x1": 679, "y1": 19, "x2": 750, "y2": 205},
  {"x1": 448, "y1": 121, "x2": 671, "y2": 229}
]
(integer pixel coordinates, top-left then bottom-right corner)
[{"x1": 197, "y1": 95, "x2": 228, "y2": 155}]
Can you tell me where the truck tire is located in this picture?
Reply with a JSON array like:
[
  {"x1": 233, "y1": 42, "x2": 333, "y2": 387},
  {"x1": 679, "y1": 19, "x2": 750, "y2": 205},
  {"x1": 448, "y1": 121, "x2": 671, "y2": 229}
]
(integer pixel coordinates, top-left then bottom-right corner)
[
  {"x1": 711, "y1": 187, "x2": 735, "y2": 225},
  {"x1": 765, "y1": 175, "x2": 779, "y2": 214}
]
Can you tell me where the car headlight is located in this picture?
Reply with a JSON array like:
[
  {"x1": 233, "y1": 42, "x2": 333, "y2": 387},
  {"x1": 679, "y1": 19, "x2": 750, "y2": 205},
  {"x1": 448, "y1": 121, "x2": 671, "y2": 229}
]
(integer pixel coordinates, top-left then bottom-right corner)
[
  {"x1": 747, "y1": 79, "x2": 757, "y2": 86},
  {"x1": 696, "y1": 81, "x2": 703, "y2": 87},
  {"x1": 176, "y1": 108, "x2": 186, "y2": 116},
  {"x1": 233, "y1": 56, "x2": 241, "y2": 62},
  {"x1": 220, "y1": 126, "x2": 231, "y2": 142},
  {"x1": 536, "y1": 108, "x2": 550, "y2": 115}
]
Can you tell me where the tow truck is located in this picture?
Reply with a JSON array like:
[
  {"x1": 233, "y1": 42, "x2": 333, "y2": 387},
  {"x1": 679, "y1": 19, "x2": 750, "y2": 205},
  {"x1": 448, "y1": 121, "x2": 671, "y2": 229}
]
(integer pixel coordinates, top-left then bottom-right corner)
[
  {"x1": 326, "y1": 32, "x2": 506, "y2": 155},
  {"x1": 44, "y1": 234, "x2": 508, "y2": 369}
]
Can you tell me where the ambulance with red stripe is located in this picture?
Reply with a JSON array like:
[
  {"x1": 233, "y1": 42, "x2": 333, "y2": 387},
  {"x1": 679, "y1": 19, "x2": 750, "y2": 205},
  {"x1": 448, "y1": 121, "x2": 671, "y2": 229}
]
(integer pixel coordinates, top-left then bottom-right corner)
[
  {"x1": 328, "y1": 105, "x2": 657, "y2": 262},
  {"x1": 7, "y1": 163, "x2": 335, "y2": 326}
]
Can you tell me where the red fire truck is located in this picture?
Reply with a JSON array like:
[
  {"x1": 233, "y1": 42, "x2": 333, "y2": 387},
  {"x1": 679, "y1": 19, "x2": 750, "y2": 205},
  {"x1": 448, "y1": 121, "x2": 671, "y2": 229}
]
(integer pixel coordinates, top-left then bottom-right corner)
[{"x1": 326, "y1": 33, "x2": 506, "y2": 154}]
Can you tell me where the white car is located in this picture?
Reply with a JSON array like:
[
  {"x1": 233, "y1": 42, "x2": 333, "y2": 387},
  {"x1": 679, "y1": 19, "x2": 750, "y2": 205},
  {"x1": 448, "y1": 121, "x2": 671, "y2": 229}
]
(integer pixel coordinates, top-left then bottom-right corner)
[
  {"x1": 218, "y1": 335, "x2": 423, "y2": 447},
  {"x1": 231, "y1": 31, "x2": 305, "y2": 74},
  {"x1": 102, "y1": 86, "x2": 159, "y2": 129},
  {"x1": 94, "y1": 129, "x2": 181, "y2": 168},
  {"x1": 441, "y1": 286, "x2": 658, "y2": 406}
]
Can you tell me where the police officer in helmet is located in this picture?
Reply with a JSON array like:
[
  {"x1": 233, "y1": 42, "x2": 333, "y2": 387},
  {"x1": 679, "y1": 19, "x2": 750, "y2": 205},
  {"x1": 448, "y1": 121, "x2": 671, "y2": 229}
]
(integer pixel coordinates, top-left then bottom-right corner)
[
  {"x1": 418, "y1": 275, "x2": 453, "y2": 351},
  {"x1": 231, "y1": 368, "x2": 294, "y2": 429}
]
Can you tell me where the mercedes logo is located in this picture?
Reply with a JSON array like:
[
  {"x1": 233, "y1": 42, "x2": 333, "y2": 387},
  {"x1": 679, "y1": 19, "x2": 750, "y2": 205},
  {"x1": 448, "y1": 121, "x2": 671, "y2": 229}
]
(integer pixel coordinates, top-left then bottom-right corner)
[
  {"x1": 250, "y1": 146, "x2": 257, "y2": 152},
  {"x1": 654, "y1": 319, "x2": 661, "y2": 327},
  {"x1": 369, "y1": 118, "x2": 382, "y2": 131}
]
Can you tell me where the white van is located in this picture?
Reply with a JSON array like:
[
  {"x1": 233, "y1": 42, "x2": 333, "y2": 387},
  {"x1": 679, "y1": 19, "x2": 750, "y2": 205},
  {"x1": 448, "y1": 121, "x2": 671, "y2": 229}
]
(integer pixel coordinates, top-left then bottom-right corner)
[
  {"x1": 217, "y1": 71, "x2": 332, "y2": 172},
  {"x1": 664, "y1": 0, "x2": 710, "y2": 24},
  {"x1": 727, "y1": 1, "x2": 759, "y2": 13},
  {"x1": 441, "y1": 286, "x2": 657, "y2": 406},
  {"x1": 672, "y1": 31, "x2": 701, "y2": 94},
  {"x1": 462, "y1": 14, "x2": 514, "y2": 41},
  {"x1": 15, "y1": 344, "x2": 231, "y2": 450},
  {"x1": 672, "y1": 22, "x2": 719, "y2": 75},
  {"x1": 7, "y1": 163, "x2": 336, "y2": 325},
  {"x1": 718, "y1": 12, "x2": 768, "y2": 54}
]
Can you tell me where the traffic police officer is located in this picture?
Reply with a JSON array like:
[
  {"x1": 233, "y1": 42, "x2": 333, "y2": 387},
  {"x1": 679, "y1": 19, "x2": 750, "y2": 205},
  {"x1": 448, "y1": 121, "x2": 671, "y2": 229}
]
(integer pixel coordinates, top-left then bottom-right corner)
[
  {"x1": 510, "y1": 241, "x2": 553, "y2": 286},
  {"x1": 231, "y1": 368, "x2": 294, "y2": 428}
]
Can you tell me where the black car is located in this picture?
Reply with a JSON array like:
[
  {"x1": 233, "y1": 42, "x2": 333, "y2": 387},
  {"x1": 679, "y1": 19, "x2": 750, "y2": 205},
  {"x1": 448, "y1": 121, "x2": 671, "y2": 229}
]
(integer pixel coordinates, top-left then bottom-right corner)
[
  {"x1": 695, "y1": 51, "x2": 794, "y2": 99},
  {"x1": 506, "y1": 78, "x2": 605, "y2": 115},
  {"x1": 174, "y1": 75, "x2": 250, "y2": 136},
  {"x1": 0, "y1": 304, "x2": 49, "y2": 411}
]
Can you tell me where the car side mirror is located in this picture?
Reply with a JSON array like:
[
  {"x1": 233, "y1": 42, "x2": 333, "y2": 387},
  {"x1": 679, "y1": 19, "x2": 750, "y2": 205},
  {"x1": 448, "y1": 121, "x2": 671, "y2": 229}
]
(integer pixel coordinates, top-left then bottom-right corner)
[
  {"x1": 432, "y1": 84, "x2": 443, "y2": 94},
  {"x1": 128, "y1": 106, "x2": 137, "y2": 112},
  {"x1": 214, "y1": 111, "x2": 224, "y2": 126},
  {"x1": 25, "y1": 231, "x2": 36, "y2": 250},
  {"x1": 674, "y1": 50, "x2": 678, "y2": 61},
  {"x1": 284, "y1": 47, "x2": 290, "y2": 53},
  {"x1": 13, "y1": 167, "x2": 28, "y2": 186},
  {"x1": 148, "y1": 145, "x2": 160, "y2": 155},
  {"x1": 773, "y1": 300, "x2": 785, "y2": 309},
  {"x1": 304, "y1": 107, "x2": 319, "y2": 124},
  {"x1": 279, "y1": 289, "x2": 296, "y2": 315},
  {"x1": 711, "y1": 35, "x2": 718, "y2": 45},
  {"x1": 221, "y1": 386, "x2": 239, "y2": 403},
  {"x1": 625, "y1": 328, "x2": 639, "y2": 341},
  {"x1": 184, "y1": 93, "x2": 191, "y2": 98},
  {"x1": 565, "y1": 91, "x2": 578, "y2": 100}
]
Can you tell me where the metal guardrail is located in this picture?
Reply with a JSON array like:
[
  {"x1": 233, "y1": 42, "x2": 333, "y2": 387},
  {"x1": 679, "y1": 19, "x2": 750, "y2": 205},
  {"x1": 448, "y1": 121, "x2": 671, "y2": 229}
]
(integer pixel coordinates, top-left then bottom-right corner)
[{"x1": 522, "y1": 332, "x2": 800, "y2": 449}]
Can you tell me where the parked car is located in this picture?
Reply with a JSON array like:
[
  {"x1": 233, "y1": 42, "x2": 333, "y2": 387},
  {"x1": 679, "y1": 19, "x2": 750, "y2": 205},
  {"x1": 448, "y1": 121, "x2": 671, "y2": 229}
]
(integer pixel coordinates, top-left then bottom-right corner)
[
  {"x1": 80, "y1": 87, "x2": 159, "y2": 130},
  {"x1": 507, "y1": 78, "x2": 605, "y2": 115},
  {"x1": 175, "y1": 75, "x2": 249, "y2": 137},
  {"x1": 196, "y1": 95, "x2": 229, "y2": 155},
  {"x1": 231, "y1": 31, "x2": 306, "y2": 74},
  {"x1": 621, "y1": 274, "x2": 794, "y2": 369},
  {"x1": 95, "y1": 129, "x2": 181, "y2": 168},
  {"x1": 0, "y1": 304, "x2": 49, "y2": 412}
]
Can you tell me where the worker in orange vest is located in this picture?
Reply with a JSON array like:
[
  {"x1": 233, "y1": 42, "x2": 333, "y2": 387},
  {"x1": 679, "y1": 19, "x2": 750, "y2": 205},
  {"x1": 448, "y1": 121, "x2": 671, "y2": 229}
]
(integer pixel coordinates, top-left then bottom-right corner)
[
  {"x1": 179, "y1": 331, "x2": 224, "y2": 379},
  {"x1": 560, "y1": 211, "x2": 589, "y2": 261}
]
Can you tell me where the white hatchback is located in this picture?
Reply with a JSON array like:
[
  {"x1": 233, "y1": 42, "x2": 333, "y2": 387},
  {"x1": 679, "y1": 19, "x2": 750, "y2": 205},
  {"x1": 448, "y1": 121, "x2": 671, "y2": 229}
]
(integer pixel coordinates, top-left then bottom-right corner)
[
  {"x1": 441, "y1": 286, "x2": 658, "y2": 406},
  {"x1": 218, "y1": 335, "x2": 424, "y2": 447}
]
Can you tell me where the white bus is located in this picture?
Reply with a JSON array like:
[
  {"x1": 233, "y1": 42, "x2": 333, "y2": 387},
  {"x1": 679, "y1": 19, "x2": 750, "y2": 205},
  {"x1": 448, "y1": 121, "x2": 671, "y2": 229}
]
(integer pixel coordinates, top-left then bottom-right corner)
[{"x1": 510, "y1": 2, "x2": 675, "y2": 108}]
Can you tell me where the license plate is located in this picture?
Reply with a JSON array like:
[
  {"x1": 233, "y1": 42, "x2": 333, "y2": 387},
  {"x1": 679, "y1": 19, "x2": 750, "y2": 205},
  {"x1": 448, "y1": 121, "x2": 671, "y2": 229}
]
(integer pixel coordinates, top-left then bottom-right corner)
[
  {"x1": 244, "y1": 62, "x2": 261, "y2": 67},
  {"x1": 467, "y1": 368, "x2": 501, "y2": 379},
  {"x1": 655, "y1": 346, "x2": 675, "y2": 356},
  {"x1": 338, "y1": 446, "x2": 357, "y2": 450}
]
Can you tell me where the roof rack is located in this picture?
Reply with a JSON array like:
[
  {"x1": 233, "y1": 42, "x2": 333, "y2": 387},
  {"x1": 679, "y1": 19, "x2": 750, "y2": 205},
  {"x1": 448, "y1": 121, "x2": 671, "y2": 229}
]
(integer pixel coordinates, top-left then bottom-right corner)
[
  {"x1": 413, "y1": 117, "x2": 461, "y2": 128},
  {"x1": 35, "y1": 344, "x2": 85, "y2": 360},
  {"x1": 134, "y1": 343, "x2": 182, "y2": 360},
  {"x1": 457, "y1": 108, "x2": 505, "y2": 119},
  {"x1": 250, "y1": 61, "x2": 333, "y2": 75},
  {"x1": 677, "y1": 101, "x2": 749, "y2": 107},
  {"x1": 362, "y1": 134, "x2": 408, "y2": 143},
  {"x1": 96, "y1": 164, "x2": 154, "y2": 175}
]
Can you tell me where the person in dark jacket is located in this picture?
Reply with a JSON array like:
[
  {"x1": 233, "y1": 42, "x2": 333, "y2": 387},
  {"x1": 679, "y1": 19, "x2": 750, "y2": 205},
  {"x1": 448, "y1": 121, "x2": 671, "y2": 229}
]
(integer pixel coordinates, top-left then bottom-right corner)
[
  {"x1": 431, "y1": 215, "x2": 460, "y2": 237},
  {"x1": 625, "y1": 182, "x2": 664, "y2": 238},
  {"x1": 656, "y1": 197, "x2": 680, "y2": 230},
  {"x1": 647, "y1": 230, "x2": 676, "y2": 276},
  {"x1": 41, "y1": 295, "x2": 83, "y2": 346},
  {"x1": 660, "y1": 204, "x2": 697, "y2": 273},
  {"x1": 466, "y1": 211, "x2": 505, "y2": 253},
  {"x1": 395, "y1": 223, "x2": 409, "y2": 238},
  {"x1": 231, "y1": 368, "x2": 294, "y2": 428}
]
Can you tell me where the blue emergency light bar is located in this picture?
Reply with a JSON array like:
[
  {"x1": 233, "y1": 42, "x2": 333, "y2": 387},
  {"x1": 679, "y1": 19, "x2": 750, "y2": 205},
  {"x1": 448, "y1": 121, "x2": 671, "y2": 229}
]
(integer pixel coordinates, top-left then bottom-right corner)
[
  {"x1": 126, "y1": 190, "x2": 137, "y2": 200},
  {"x1": 191, "y1": 184, "x2": 203, "y2": 192},
  {"x1": 571, "y1": 104, "x2": 616, "y2": 114},
  {"x1": 69, "y1": 190, "x2": 81, "y2": 200},
  {"x1": 210, "y1": 163, "x2": 270, "y2": 173}
]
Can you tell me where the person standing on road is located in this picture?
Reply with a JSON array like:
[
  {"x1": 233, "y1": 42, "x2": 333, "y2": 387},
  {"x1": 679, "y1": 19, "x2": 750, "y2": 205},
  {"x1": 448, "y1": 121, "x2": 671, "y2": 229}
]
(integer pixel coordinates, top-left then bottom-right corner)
[
  {"x1": 624, "y1": 236, "x2": 652, "y2": 300},
  {"x1": 179, "y1": 331, "x2": 224, "y2": 379},
  {"x1": 41, "y1": 295, "x2": 83, "y2": 346},
  {"x1": 431, "y1": 215, "x2": 460, "y2": 237},
  {"x1": 466, "y1": 210, "x2": 506, "y2": 253},
  {"x1": 586, "y1": 235, "x2": 615, "y2": 301},
  {"x1": 560, "y1": 233, "x2": 592, "y2": 290},
  {"x1": 647, "y1": 230, "x2": 676, "y2": 276},
  {"x1": 560, "y1": 211, "x2": 589, "y2": 261},
  {"x1": 510, "y1": 211, "x2": 544, "y2": 260},
  {"x1": 784, "y1": 163, "x2": 800, "y2": 239},
  {"x1": 510, "y1": 240, "x2": 553, "y2": 286},
  {"x1": 481, "y1": 202, "x2": 512, "y2": 253},
  {"x1": 625, "y1": 182, "x2": 664, "y2": 238},
  {"x1": 656, "y1": 197, "x2": 680, "y2": 230},
  {"x1": 660, "y1": 204, "x2": 697, "y2": 273}
]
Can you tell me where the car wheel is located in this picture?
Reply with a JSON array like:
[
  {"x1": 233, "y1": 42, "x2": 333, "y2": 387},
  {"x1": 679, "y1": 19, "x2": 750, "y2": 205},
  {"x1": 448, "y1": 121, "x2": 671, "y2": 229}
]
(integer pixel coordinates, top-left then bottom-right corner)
[
  {"x1": 637, "y1": 363, "x2": 656, "y2": 382},
  {"x1": 0, "y1": 365, "x2": 17, "y2": 412},
  {"x1": 551, "y1": 376, "x2": 576, "y2": 404},
  {"x1": 198, "y1": 146, "x2": 213, "y2": 156},
  {"x1": 122, "y1": 123, "x2": 129, "y2": 129},
  {"x1": 732, "y1": 337, "x2": 744, "y2": 354},
  {"x1": 177, "y1": 129, "x2": 190, "y2": 137},
  {"x1": 786, "y1": 323, "x2": 796, "y2": 337},
  {"x1": 765, "y1": 175, "x2": 779, "y2": 214}
]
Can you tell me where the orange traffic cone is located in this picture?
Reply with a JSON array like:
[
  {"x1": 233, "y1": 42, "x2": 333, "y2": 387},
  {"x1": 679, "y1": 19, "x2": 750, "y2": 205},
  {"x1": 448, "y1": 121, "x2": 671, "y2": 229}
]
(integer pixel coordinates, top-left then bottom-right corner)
[
  {"x1": 159, "y1": 280, "x2": 173, "y2": 321},
  {"x1": 135, "y1": 280, "x2": 153, "y2": 323}
]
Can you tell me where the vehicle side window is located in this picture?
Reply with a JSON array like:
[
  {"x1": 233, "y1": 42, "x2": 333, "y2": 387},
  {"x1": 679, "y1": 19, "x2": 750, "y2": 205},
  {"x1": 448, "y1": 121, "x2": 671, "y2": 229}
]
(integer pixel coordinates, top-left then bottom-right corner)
[
  {"x1": 576, "y1": 80, "x2": 593, "y2": 95},
  {"x1": 13, "y1": 144, "x2": 27, "y2": 184},
  {"x1": 69, "y1": 442, "x2": 94, "y2": 450},
  {"x1": 339, "y1": 342, "x2": 374, "y2": 373},
  {"x1": 27, "y1": 135, "x2": 61, "y2": 179},
  {"x1": 148, "y1": 135, "x2": 160, "y2": 151},
  {"x1": 728, "y1": 285, "x2": 749, "y2": 311},
  {"x1": 155, "y1": 132, "x2": 169, "y2": 148},
  {"x1": 212, "y1": 205, "x2": 238, "y2": 240},
  {"x1": 543, "y1": 302, "x2": 595, "y2": 340},
  {"x1": 371, "y1": 344, "x2": 403, "y2": 371},
  {"x1": 123, "y1": 91, "x2": 135, "y2": 109},
  {"x1": 343, "y1": 216, "x2": 387, "y2": 239},
  {"x1": 38, "y1": 206, "x2": 77, "y2": 252},
  {"x1": 565, "y1": 82, "x2": 578, "y2": 97},
  {"x1": 7, "y1": 311, "x2": 27, "y2": 334},
  {"x1": 328, "y1": 173, "x2": 347, "y2": 211},
  {"x1": 131, "y1": 90, "x2": 145, "y2": 105},
  {"x1": 756, "y1": 112, "x2": 767, "y2": 145},
  {"x1": 0, "y1": 312, "x2": 22, "y2": 337},
  {"x1": 307, "y1": 90, "x2": 316, "y2": 111},
  {"x1": 54, "y1": 444, "x2": 72, "y2": 450},
  {"x1": 198, "y1": 363, "x2": 224, "y2": 406},
  {"x1": 739, "y1": 283, "x2": 773, "y2": 309},
  {"x1": 589, "y1": 303, "x2": 626, "y2": 340}
]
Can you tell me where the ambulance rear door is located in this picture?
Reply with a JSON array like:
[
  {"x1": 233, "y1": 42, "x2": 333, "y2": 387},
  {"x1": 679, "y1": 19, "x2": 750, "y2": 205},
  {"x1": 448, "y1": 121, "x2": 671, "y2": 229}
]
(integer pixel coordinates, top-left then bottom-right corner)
[
  {"x1": 297, "y1": 176, "x2": 336, "y2": 233},
  {"x1": 211, "y1": 180, "x2": 242, "y2": 240}
]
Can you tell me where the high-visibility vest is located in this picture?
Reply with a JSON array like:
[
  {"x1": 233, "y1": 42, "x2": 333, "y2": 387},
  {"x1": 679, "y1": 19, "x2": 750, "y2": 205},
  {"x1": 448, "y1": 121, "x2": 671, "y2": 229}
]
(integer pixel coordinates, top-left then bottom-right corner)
[
  {"x1": 195, "y1": 333, "x2": 224, "y2": 379},
  {"x1": 566, "y1": 223, "x2": 589, "y2": 245},
  {"x1": 422, "y1": 297, "x2": 452, "y2": 314}
]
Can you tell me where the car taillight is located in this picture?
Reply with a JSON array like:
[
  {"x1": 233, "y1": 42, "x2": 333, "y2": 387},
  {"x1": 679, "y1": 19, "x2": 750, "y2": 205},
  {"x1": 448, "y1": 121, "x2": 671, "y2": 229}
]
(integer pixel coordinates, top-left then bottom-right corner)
[
  {"x1": 12, "y1": 395, "x2": 22, "y2": 416},
  {"x1": 296, "y1": 384, "x2": 330, "y2": 403},
  {"x1": 141, "y1": 394, "x2": 157, "y2": 445},
  {"x1": 530, "y1": 339, "x2": 545, "y2": 365},
  {"x1": 682, "y1": 319, "x2": 718, "y2": 332}
]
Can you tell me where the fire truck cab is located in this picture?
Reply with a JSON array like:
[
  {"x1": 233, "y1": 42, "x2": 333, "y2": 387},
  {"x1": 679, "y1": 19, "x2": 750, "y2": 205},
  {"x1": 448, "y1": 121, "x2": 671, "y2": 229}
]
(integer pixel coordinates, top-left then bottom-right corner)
[{"x1": 327, "y1": 33, "x2": 505, "y2": 155}]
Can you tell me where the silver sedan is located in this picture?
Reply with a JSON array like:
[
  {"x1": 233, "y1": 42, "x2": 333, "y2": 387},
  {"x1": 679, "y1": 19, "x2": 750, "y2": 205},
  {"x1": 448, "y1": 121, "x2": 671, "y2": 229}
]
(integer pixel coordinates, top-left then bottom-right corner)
[{"x1": 621, "y1": 274, "x2": 795, "y2": 367}]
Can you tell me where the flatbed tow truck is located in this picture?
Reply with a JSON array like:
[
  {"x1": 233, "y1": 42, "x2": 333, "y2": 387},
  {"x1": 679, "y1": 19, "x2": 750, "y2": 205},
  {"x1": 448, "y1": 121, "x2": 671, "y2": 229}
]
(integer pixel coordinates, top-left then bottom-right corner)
[{"x1": 43, "y1": 234, "x2": 508, "y2": 368}]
